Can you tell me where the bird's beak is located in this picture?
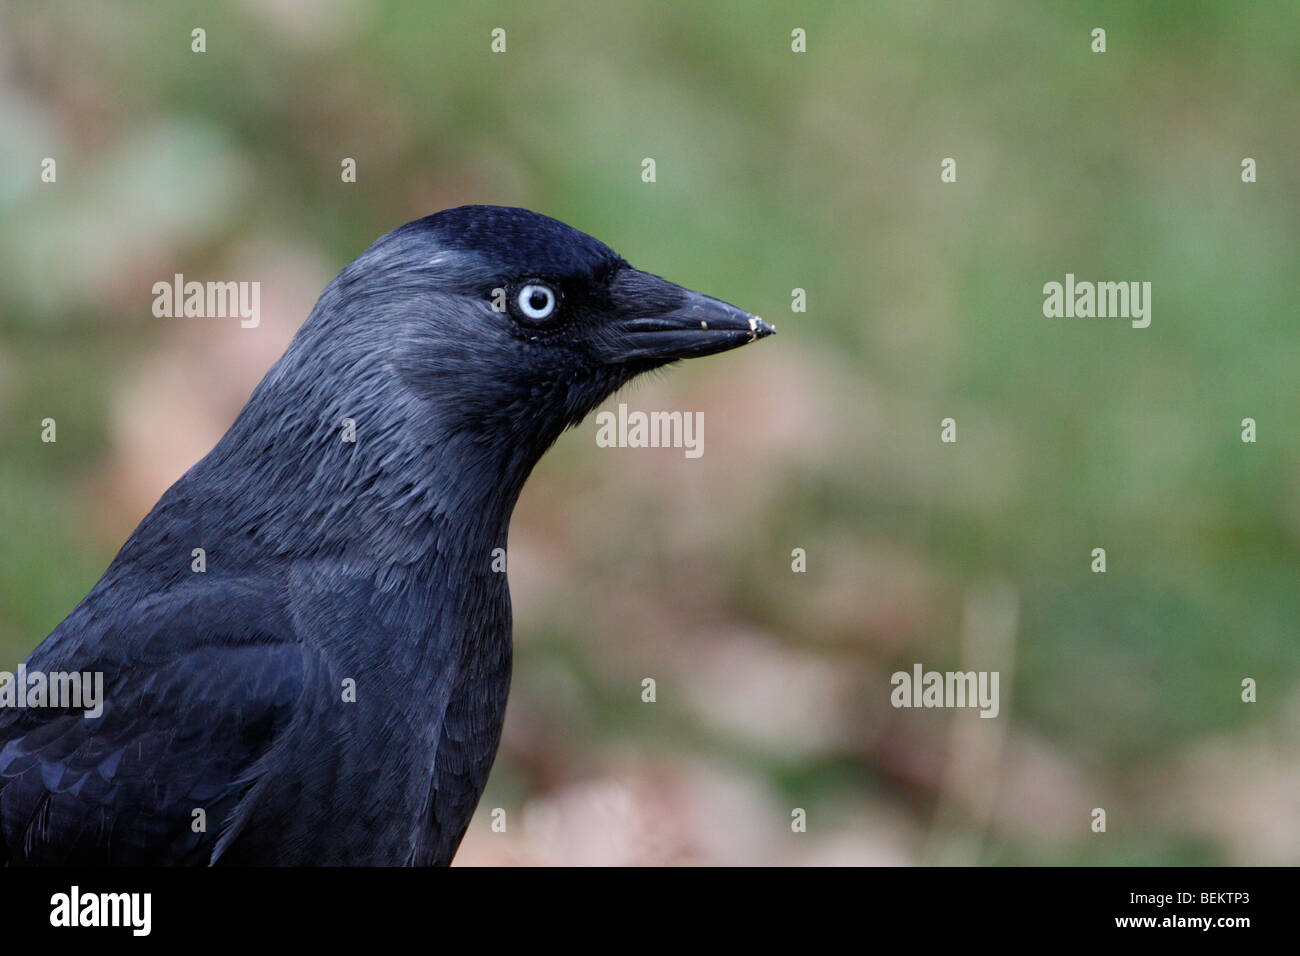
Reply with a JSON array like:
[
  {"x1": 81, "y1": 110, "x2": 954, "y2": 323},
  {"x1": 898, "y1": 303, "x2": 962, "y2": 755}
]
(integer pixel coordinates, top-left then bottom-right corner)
[{"x1": 597, "y1": 267, "x2": 776, "y2": 365}]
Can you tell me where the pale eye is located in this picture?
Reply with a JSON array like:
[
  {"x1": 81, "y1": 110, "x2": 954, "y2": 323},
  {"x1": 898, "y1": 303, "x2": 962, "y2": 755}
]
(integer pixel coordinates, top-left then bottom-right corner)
[{"x1": 516, "y1": 283, "x2": 557, "y2": 322}]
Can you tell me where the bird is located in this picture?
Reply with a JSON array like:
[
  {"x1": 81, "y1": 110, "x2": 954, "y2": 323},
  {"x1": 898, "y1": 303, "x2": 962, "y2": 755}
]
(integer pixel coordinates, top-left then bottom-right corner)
[{"x1": 0, "y1": 205, "x2": 774, "y2": 865}]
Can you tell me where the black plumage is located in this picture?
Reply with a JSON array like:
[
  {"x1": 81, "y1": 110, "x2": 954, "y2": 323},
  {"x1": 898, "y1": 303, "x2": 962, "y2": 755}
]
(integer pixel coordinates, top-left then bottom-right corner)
[{"x1": 0, "y1": 205, "x2": 773, "y2": 865}]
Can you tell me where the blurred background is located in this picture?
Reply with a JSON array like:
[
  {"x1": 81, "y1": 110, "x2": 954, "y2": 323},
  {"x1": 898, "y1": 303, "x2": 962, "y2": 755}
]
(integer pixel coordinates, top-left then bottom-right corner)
[{"x1": 1, "y1": 1, "x2": 1298, "y2": 865}]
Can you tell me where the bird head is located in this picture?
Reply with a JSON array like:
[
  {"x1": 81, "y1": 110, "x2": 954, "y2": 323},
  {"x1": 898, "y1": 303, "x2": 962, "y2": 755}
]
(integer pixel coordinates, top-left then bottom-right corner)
[
  {"x1": 309, "y1": 205, "x2": 774, "y2": 442},
  {"x1": 216, "y1": 206, "x2": 774, "y2": 552}
]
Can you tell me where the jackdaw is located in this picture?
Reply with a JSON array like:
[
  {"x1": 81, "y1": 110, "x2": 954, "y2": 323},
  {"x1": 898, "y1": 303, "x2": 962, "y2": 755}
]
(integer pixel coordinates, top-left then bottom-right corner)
[{"x1": 0, "y1": 205, "x2": 773, "y2": 865}]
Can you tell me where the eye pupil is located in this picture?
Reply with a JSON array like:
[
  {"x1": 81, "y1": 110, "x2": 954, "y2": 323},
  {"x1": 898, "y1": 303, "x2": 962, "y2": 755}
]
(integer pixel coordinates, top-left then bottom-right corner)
[{"x1": 516, "y1": 282, "x2": 557, "y2": 321}]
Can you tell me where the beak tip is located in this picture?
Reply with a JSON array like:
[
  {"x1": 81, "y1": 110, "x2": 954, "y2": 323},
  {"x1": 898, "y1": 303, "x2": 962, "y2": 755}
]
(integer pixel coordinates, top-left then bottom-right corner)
[{"x1": 748, "y1": 315, "x2": 777, "y2": 341}]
